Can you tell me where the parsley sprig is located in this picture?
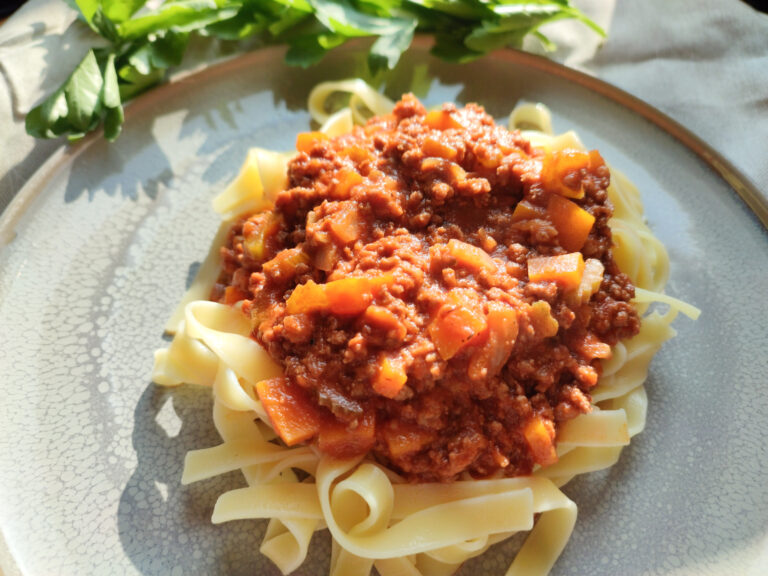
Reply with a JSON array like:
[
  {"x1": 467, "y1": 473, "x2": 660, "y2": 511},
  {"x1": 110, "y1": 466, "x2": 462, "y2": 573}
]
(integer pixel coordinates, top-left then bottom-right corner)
[{"x1": 26, "y1": 0, "x2": 603, "y2": 141}]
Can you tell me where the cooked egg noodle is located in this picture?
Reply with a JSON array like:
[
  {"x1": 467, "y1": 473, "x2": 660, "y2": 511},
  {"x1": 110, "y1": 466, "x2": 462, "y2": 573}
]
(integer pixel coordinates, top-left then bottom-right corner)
[{"x1": 152, "y1": 81, "x2": 698, "y2": 576}]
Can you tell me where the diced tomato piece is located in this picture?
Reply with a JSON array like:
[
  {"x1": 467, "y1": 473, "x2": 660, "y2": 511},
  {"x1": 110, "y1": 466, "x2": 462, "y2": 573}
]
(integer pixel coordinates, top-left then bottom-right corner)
[
  {"x1": 255, "y1": 377, "x2": 323, "y2": 446},
  {"x1": 546, "y1": 194, "x2": 595, "y2": 252},
  {"x1": 523, "y1": 416, "x2": 558, "y2": 467}
]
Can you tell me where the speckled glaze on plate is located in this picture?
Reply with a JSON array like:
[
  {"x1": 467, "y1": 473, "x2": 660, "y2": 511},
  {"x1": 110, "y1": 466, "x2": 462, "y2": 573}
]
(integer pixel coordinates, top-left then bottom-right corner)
[{"x1": 1, "y1": 43, "x2": 766, "y2": 576}]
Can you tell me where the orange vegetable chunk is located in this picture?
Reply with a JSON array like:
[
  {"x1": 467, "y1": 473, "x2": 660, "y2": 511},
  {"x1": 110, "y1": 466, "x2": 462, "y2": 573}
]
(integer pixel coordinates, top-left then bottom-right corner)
[
  {"x1": 255, "y1": 377, "x2": 323, "y2": 446},
  {"x1": 372, "y1": 354, "x2": 408, "y2": 398},
  {"x1": 295, "y1": 131, "x2": 329, "y2": 154},
  {"x1": 286, "y1": 280, "x2": 329, "y2": 315},
  {"x1": 331, "y1": 168, "x2": 363, "y2": 199},
  {"x1": 429, "y1": 293, "x2": 488, "y2": 360},
  {"x1": 541, "y1": 149, "x2": 591, "y2": 199},
  {"x1": 328, "y1": 203, "x2": 363, "y2": 244},
  {"x1": 317, "y1": 413, "x2": 376, "y2": 458},
  {"x1": 380, "y1": 421, "x2": 435, "y2": 459},
  {"x1": 223, "y1": 285, "x2": 248, "y2": 306},
  {"x1": 468, "y1": 301, "x2": 519, "y2": 381},
  {"x1": 446, "y1": 239, "x2": 496, "y2": 275},
  {"x1": 511, "y1": 201, "x2": 545, "y2": 223},
  {"x1": 523, "y1": 416, "x2": 558, "y2": 467},
  {"x1": 425, "y1": 109, "x2": 464, "y2": 131},
  {"x1": 546, "y1": 194, "x2": 595, "y2": 252},
  {"x1": 423, "y1": 136, "x2": 457, "y2": 160},
  {"x1": 325, "y1": 277, "x2": 374, "y2": 316},
  {"x1": 528, "y1": 253, "x2": 585, "y2": 292}
]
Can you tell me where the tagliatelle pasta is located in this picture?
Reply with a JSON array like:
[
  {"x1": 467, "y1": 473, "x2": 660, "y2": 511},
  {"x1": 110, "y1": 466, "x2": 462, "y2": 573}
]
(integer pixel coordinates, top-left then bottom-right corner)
[{"x1": 153, "y1": 80, "x2": 699, "y2": 576}]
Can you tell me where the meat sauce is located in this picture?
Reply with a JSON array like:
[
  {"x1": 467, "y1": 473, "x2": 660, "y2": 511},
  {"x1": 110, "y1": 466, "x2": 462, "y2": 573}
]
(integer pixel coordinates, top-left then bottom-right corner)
[{"x1": 214, "y1": 95, "x2": 640, "y2": 482}]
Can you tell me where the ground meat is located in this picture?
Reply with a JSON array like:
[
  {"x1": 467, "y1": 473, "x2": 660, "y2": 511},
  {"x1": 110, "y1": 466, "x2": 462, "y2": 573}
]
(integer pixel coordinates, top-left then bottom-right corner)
[{"x1": 215, "y1": 95, "x2": 640, "y2": 482}]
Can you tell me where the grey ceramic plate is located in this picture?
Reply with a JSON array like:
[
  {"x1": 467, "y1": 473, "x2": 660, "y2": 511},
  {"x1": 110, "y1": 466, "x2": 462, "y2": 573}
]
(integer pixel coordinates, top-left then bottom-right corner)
[{"x1": 1, "y1": 44, "x2": 767, "y2": 576}]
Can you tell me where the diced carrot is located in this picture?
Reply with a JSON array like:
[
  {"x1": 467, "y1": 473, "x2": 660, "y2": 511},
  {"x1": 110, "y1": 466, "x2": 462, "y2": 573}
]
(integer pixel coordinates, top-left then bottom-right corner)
[
  {"x1": 286, "y1": 280, "x2": 329, "y2": 315},
  {"x1": 328, "y1": 204, "x2": 363, "y2": 244},
  {"x1": 589, "y1": 149, "x2": 606, "y2": 170},
  {"x1": 523, "y1": 416, "x2": 558, "y2": 467},
  {"x1": 255, "y1": 377, "x2": 323, "y2": 446},
  {"x1": 340, "y1": 146, "x2": 373, "y2": 164},
  {"x1": 468, "y1": 301, "x2": 519, "y2": 381},
  {"x1": 546, "y1": 194, "x2": 595, "y2": 252},
  {"x1": 223, "y1": 285, "x2": 248, "y2": 306},
  {"x1": 380, "y1": 421, "x2": 435, "y2": 459},
  {"x1": 330, "y1": 168, "x2": 363, "y2": 200},
  {"x1": 541, "y1": 149, "x2": 591, "y2": 199},
  {"x1": 423, "y1": 136, "x2": 457, "y2": 160},
  {"x1": 363, "y1": 306, "x2": 407, "y2": 340},
  {"x1": 372, "y1": 354, "x2": 408, "y2": 398},
  {"x1": 446, "y1": 239, "x2": 496, "y2": 275},
  {"x1": 325, "y1": 277, "x2": 374, "y2": 316},
  {"x1": 286, "y1": 276, "x2": 394, "y2": 317},
  {"x1": 429, "y1": 293, "x2": 488, "y2": 360},
  {"x1": 262, "y1": 248, "x2": 310, "y2": 283},
  {"x1": 511, "y1": 200, "x2": 546, "y2": 223},
  {"x1": 295, "y1": 131, "x2": 329, "y2": 154},
  {"x1": 528, "y1": 253, "x2": 585, "y2": 291},
  {"x1": 317, "y1": 413, "x2": 376, "y2": 458},
  {"x1": 424, "y1": 109, "x2": 465, "y2": 131}
]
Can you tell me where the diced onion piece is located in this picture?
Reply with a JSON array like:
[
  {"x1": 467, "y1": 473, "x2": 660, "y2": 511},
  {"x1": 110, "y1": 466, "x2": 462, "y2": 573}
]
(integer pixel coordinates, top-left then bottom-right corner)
[
  {"x1": 574, "y1": 258, "x2": 605, "y2": 304},
  {"x1": 262, "y1": 248, "x2": 310, "y2": 284},
  {"x1": 468, "y1": 301, "x2": 519, "y2": 381},
  {"x1": 547, "y1": 195, "x2": 595, "y2": 252},
  {"x1": 529, "y1": 301, "x2": 559, "y2": 339},
  {"x1": 373, "y1": 354, "x2": 408, "y2": 399},
  {"x1": 255, "y1": 377, "x2": 323, "y2": 446},
  {"x1": 523, "y1": 416, "x2": 558, "y2": 467},
  {"x1": 528, "y1": 253, "x2": 586, "y2": 291}
]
